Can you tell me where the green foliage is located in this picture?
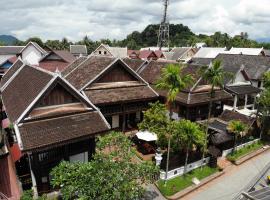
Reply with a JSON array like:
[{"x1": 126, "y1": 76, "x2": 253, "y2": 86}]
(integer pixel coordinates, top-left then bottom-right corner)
[
  {"x1": 50, "y1": 132, "x2": 158, "y2": 200},
  {"x1": 25, "y1": 37, "x2": 44, "y2": 48},
  {"x1": 156, "y1": 64, "x2": 193, "y2": 104},
  {"x1": 157, "y1": 166, "x2": 219, "y2": 196},
  {"x1": 227, "y1": 120, "x2": 248, "y2": 138},
  {"x1": 263, "y1": 71, "x2": 270, "y2": 89},
  {"x1": 20, "y1": 190, "x2": 33, "y2": 200},
  {"x1": 138, "y1": 102, "x2": 169, "y2": 148},
  {"x1": 227, "y1": 141, "x2": 264, "y2": 162},
  {"x1": 20, "y1": 190, "x2": 48, "y2": 200},
  {"x1": 171, "y1": 120, "x2": 205, "y2": 151}
]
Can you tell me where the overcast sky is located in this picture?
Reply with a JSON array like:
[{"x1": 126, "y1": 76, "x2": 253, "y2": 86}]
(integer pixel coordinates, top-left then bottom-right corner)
[{"x1": 1, "y1": 0, "x2": 270, "y2": 41}]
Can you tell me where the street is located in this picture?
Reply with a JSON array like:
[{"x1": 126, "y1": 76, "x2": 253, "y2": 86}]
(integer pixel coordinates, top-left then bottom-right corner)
[{"x1": 184, "y1": 149, "x2": 270, "y2": 200}]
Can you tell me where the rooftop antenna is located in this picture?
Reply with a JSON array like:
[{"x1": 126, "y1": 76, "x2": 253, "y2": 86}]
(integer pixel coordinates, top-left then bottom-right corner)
[{"x1": 157, "y1": 0, "x2": 169, "y2": 50}]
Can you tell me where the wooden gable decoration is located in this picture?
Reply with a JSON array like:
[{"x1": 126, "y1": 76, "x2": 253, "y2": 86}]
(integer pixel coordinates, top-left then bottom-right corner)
[
  {"x1": 22, "y1": 77, "x2": 94, "y2": 121},
  {"x1": 95, "y1": 60, "x2": 138, "y2": 83},
  {"x1": 37, "y1": 83, "x2": 80, "y2": 107}
]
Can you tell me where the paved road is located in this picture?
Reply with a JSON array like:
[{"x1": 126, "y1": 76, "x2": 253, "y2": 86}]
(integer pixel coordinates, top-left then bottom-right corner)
[{"x1": 184, "y1": 149, "x2": 270, "y2": 200}]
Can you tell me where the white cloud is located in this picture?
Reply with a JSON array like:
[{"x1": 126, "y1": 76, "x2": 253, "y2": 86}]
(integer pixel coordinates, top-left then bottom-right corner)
[{"x1": 0, "y1": 0, "x2": 269, "y2": 41}]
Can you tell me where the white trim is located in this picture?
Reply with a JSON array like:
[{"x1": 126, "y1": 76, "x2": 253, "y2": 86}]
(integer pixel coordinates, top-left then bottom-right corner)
[
  {"x1": 14, "y1": 123, "x2": 24, "y2": 150},
  {"x1": 92, "y1": 43, "x2": 113, "y2": 57},
  {"x1": 81, "y1": 90, "x2": 111, "y2": 129},
  {"x1": 62, "y1": 56, "x2": 87, "y2": 77},
  {"x1": 80, "y1": 58, "x2": 119, "y2": 91},
  {"x1": 1, "y1": 60, "x2": 25, "y2": 92},
  {"x1": 60, "y1": 76, "x2": 97, "y2": 108},
  {"x1": 64, "y1": 56, "x2": 90, "y2": 78},
  {"x1": 19, "y1": 42, "x2": 47, "y2": 55},
  {"x1": 16, "y1": 76, "x2": 57, "y2": 124},
  {"x1": 32, "y1": 102, "x2": 87, "y2": 111},
  {"x1": 1, "y1": 57, "x2": 22, "y2": 79}
]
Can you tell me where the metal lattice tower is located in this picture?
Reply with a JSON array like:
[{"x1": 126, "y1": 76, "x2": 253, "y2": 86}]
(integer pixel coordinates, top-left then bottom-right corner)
[{"x1": 157, "y1": 0, "x2": 169, "y2": 50}]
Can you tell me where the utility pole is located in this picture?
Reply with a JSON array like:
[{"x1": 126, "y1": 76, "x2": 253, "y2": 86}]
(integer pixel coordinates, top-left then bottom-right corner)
[{"x1": 157, "y1": 0, "x2": 170, "y2": 50}]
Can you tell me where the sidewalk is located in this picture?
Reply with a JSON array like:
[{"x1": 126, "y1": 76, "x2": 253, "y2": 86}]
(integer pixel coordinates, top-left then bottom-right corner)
[{"x1": 183, "y1": 149, "x2": 270, "y2": 200}]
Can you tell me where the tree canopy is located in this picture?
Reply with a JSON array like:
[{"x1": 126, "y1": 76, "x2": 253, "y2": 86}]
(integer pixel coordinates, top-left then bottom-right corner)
[
  {"x1": 6, "y1": 23, "x2": 270, "y2": 54},
  {"x1": 50, "y1": 132, "x2": 158, "y2": 200}
]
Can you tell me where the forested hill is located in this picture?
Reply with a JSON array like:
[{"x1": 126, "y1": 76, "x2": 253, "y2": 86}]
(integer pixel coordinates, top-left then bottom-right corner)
[{"x1": 2, "y1": 24, "x2": 270, "y2": 53}]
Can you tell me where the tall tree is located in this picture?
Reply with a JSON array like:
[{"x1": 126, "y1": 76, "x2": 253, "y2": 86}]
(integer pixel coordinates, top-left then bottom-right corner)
[
  {"x1": 263, "y1": 71, "x2": 270, "y2": 89},
  {"x1": 200, "y1": 60, "x2": 230, "y2": 163},
  {"x1": 171, "y1": 120, "x2": 204, "y2": 175},
  {"x1": 227, "y1": 120, "x2": 248, "y2": 152},
  {"x1": 25, "y1": 37, "x2": 44, "y2": 47},
  {"x1": 138, "y1": 102, "x2": 169, "y2": 149},
  {"x1": 51, "y1": 132, "x2": 158, "y2": 200},
  {"x1": 156, "y1": 64, "x2": 193, "y2": 181}
]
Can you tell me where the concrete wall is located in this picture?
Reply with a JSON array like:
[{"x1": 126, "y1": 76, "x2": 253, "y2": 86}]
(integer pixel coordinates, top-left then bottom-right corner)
[{"x1": 160, "y1": 157, "x2": 210, "y2": 180}]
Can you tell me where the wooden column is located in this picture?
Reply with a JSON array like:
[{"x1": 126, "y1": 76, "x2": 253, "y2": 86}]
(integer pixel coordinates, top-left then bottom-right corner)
[
  {"x1": 244, "y1": 94, "x2": 248, "y2": 109},
  {"x1": 28, "y1": 153, "x2": 38, "y2": 198}
]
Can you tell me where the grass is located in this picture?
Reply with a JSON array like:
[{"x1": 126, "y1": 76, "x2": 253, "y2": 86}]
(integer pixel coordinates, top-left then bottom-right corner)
[
  {"x1": 227, "y1": 141, "x2": 264, "y2": 162},
  {"x1": 157, "y1": 166, "x2": 219, "y2": 196}
]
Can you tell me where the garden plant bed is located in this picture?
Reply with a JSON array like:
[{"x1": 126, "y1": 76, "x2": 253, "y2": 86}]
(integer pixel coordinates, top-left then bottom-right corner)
[
  {"x1": 156, "y1": 166, "x2": 221, "y2": 198},
  {"x1": 227, "y1": 141, "x2": 268, "y2": 165}
]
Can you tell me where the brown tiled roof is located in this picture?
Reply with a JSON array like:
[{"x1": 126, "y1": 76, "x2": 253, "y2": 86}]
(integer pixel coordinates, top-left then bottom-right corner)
[
  {"x1": 2, "y1": 66, "x2": 53, "y2": 122},
  {"x1": 122, "y1": 58, "x2": 145, "y2": 72},
  {"x1": 215, "y1": 54, "x2": 270, "y2": 81},
  {"x1": 53, "y1": 50, "x2": 76, "y2": 63},
  {"x1": 65, "y1": 56, "x2": 115, "y2": 90},
  {"x1": 0, "y1": 46, "x2": 24, "y2": 55},
  {"x1": 84, "y1": 85, "x2": 158, "y2": 105},
  {"x1": 38, "y1": 61, "x2": 70, "y2": 72},
  {"x1": 219, "y1": 110, "x2": 255, "y2": 126},
  {"x1": 139, "y1": 60, "x2": 201, "y2": 90},
  {"x1": 18, "y1": 111, "x2": 109, "y2": 152},
  {"x1": 61, "y1": 56, "x2": 87, "y2": 77},
  {"x1": 225, "y1": 85, "x2": 261, "y2": 95},
  {"x1": 156, "y1": 86, "x2": 232, "y2": 105},
  {"x1": 139, "y1": 60, "x2": 174, "y2": 84},
  {"x1": 0, "y1": 59, "x2": 24, "y2": 88}
]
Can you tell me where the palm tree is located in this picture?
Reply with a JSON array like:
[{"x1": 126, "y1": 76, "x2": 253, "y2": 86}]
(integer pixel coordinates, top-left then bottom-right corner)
[
  {"x1": 172, "y1": 120, "x2": 204, "y2": 176},
  {"x1": 227, "y1": 120, "x2": 248, "y2": 153},
  {"x1": 200, "y1": 60, "x2": 231, "y2": 163},
  {"x1": 156, "y1": 64, "x2": 193, "y2": 181}
]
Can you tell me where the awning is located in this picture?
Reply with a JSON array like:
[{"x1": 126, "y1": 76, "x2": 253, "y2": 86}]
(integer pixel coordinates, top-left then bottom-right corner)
[
  {"x1": 225, "y1": 85, "x2": 261, "y2": 95},
  {"x1": 136, "y1": 131, "x2": 157, "y2": 142}
]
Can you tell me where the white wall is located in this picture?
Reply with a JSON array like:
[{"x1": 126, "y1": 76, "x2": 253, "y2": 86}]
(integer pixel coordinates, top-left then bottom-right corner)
[
  {"x1": 22, "y1": 44, "x2": 43, "y2": 65},
  {"x1": 222, "y1": 139, "x2": 260, "y2": 157},
  {"x1": 112, "y1": 115, "x2": 120, "y2": 128},
  {"x1": 93, "y1": 46, "x2": 112, "y2": 56},
  {"x1": 69, "y1": 152, "x2": 88, "y2": 163},
  {"x1": 160, "y1": 157, "x2": 210, "y2": 180},
  {"x1": 0, "y1": 54, "x2": 14, "y2": 64}
]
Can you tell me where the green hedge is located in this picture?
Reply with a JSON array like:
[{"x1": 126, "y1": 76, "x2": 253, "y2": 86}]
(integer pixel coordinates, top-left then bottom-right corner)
[
  {"x1": 157, "y1": 166, "x2": 219, "y2": 196},
  {"x1": 227, "y1": 141, "x2": 264, "y2": 162}
]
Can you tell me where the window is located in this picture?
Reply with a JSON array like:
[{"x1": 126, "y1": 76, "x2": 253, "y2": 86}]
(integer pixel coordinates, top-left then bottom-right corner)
[
  {"x1": 104, "y1": 51, "x2": 107, "y2": 55},
  {"x1": 99, "y1": 51, "x2": 102, "y2": 55}
]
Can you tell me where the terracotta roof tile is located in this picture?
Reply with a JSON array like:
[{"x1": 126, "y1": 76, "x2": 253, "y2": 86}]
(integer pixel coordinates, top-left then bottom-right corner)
[
  {"x1": 84, "y1": 85, "x2": 158, "y2": 105},
  {"x1": 2, "y1": 66, "x2": 53, "y2": 122},
  {"x1": 122, "y1": 58, "x2": 145, "y2": 71},
  {"x1": 65, "y1": 56, "x2": 115, "y2": 90},
  {"x1": 61, "y1": 56, "x2": 87, "y2": 77},
  {"x1": 1, "y1": 59, "x2": 24, "y2": 88},
  {"x1": 19, "y1": 111, "x2": 109, "y2": 151},
  {"x1": 219, "y1": 110, "x2": 255, "y2": 126}
]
